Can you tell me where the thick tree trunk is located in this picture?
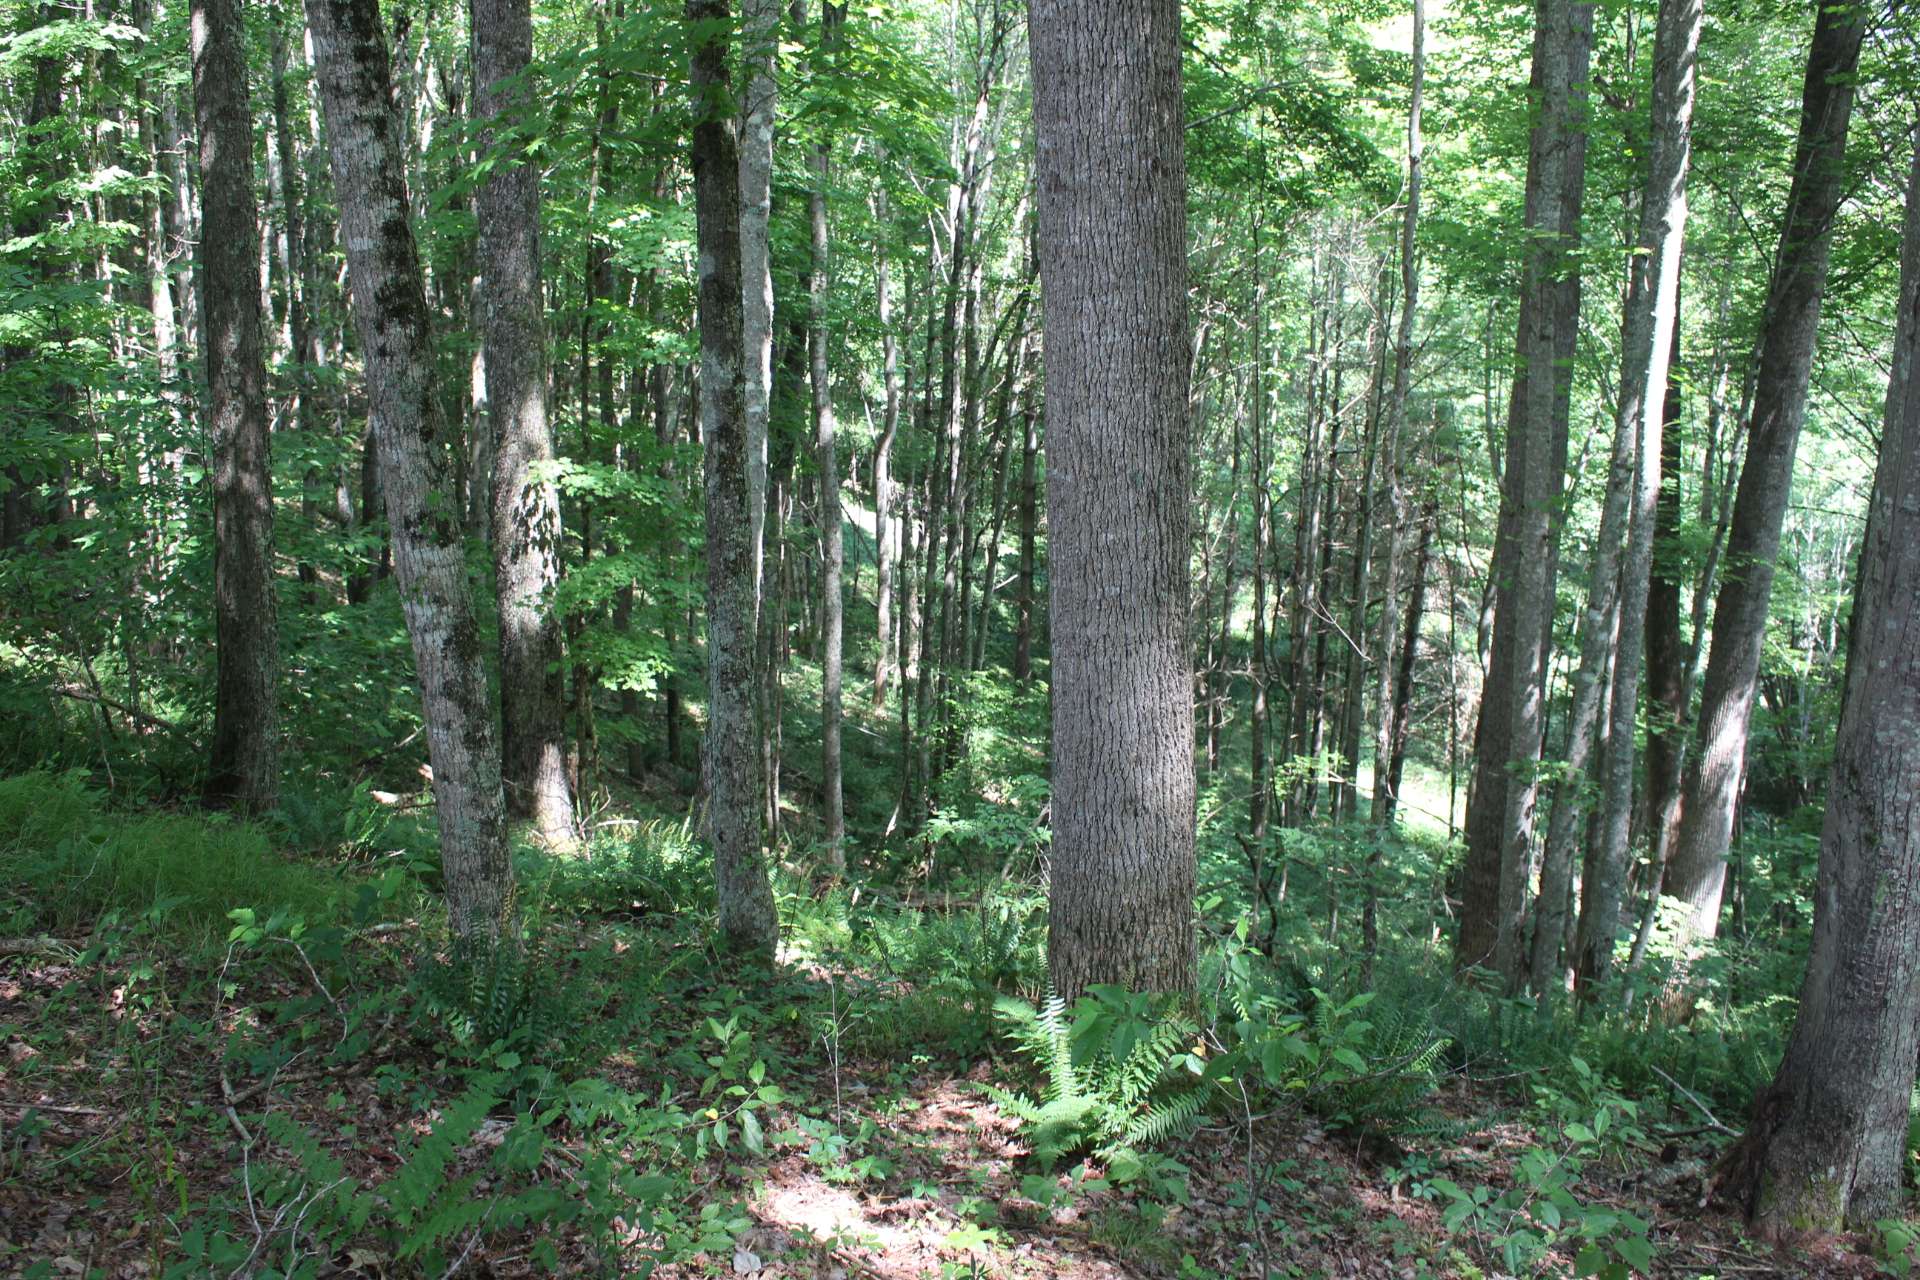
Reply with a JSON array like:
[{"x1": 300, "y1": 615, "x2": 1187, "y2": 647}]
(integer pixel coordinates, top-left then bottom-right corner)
[
  {"x1": 689, "y1": 0, "x2": 778, "y2": 953},
  {"x1": 1032, "y1": 0, "x2": 1195, "y2": 998},
  {"x1": 810, "y1": 0, "x2": 845, "y2": 867},
  {"x1": 1717, "y1": 138, "x2": 1920, "y2": 1234},
  {"x1": 473, "y1": 0, "x2": 575, "y2": 845},
  {"x1": 305, "y1": 0, "x2": 513, "y2": 947},
  {"x1": 1662, "y1": 0, "x2": 1865, "y2": 947},
  {"x1": 193, "y1": 0, "x2": 281, "y2": 814},
  {"x1": 1456, "y1": 0, "x2": 1591, "y2": 983}
]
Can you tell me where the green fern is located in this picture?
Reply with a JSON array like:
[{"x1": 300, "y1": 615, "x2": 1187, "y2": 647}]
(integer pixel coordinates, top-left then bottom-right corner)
[{"x1": 981, "y1": 989, "x2": 1212, "y2": 1171}]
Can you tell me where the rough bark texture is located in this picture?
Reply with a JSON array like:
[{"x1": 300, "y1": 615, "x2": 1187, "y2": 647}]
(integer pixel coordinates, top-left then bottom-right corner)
[
  {"x1": 193, "y1": 0, "x2": 281, "y2": 813},
  {"x1": 690, "y1": 0, "x2": 779, "y2": 953},
  {"x1": 1031, "y1": 0, "x2": 1195, "y2": 998},
  {"x1": 1457, "y1": 0, "x2": 1591, "y2": 983},
  {"x1": 472, "y1": 0, "x2": 575, "y2": 845},
  {"x1": 1662, "y1": 1, "x2": 1863, "y2": 946},
  {"x1": 304, "y1": 0, "x2": 513, "y2": 946},
  {"x1": 1717, "y1": 138, "x2": 1920, "y2": 1234}
]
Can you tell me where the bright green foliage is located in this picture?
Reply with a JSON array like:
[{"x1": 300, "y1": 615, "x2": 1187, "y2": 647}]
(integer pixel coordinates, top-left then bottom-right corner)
[
  {"x1": 0, "y1": 769, "x2": 345, "y2": 941},
  {"x1": 981, "y1": 987, "x2": 1214, "y2": 1173}
]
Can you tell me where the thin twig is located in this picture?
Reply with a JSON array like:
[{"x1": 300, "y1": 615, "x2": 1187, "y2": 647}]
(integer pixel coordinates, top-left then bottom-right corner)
[{"x1": 1650, "y1": 1064, "x2": 1735, "y2": 1135}]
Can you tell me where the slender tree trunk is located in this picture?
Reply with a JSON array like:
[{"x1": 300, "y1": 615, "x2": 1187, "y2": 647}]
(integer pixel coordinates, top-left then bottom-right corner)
[
  {"x1": 1663, "y1": 0, "x2": 1865, "y2": 947},
  {"x1": 689, "y1": 0, "x2": 778, "y2": 952},
  {"x1": 1572, "y1": 0, "x2": 1699, "y2": 995},
  {"x1": 1032, "y1": 0, "x2": 1195, "y2": 997},
  {"x1": 1717, "y1": 138, "x2": 1920, "y2": 1233},
  {"x1": 1013, "y1": 392, "x2": 1039, "y2": 684},
  {"x1": 1371, "y1": 0, "x2": 1423, "y2": 834},
  {"x1": 1338, "y1": 271, "x2": 1390, "y2": 823},
  {"x1": 305, "y1": 0, "x2": 512, "y2": 947},
  {"x1": 1385, "y1": 497, "x2": 1437, "y2": 807},
  {"x1": 873, "y1": 229, "x2": 900, "y2": 703},
  {"x1": 810, "y1": 0, "x2": 845, "y2": 867},
  {"x1": 740, "y1": 0, "x2": 778, "y2": 631},
  {"x1": 194, "y1": 0, "x2": 280, "y2": 813},
  {"x1": 1249, "y1": 245, "x2": 1271, "y2": 840},
  {"x1": 473, "y1": 0, "x2": 575, "y2": 845}
]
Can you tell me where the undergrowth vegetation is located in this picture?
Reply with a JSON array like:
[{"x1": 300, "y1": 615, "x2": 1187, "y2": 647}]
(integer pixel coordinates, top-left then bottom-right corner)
[{"x1": 0, "y1": 758, "x2": 1856, "y2": 1278}]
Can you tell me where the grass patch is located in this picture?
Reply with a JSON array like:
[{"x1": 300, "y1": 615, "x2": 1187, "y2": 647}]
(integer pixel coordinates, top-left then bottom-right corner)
[{"x1": 0, "y1": 768, "x2": 348, "y2": 944}]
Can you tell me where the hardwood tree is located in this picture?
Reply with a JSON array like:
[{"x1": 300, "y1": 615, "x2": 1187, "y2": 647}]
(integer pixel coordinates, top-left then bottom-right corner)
[
  {"x1": 1659, "y1": 0, "x2": 1865, "y2": 949},
  {"x1": 810, "y1": 0, "x2": 847, "y2": 868},
  {"x1": 1571, "y1": 0, "x2": 1702, "y2": 993},
  {"x1": 192, "y1": 0, "x2": 280, "y2": 813},
  {"x1": 1030, "y1": 0, "x2": 1196, "y2": 997},
  {"x1": 473, "y1": 0, "x2": 575, "y2": 845},
  {"x1": 1455, "y1": 0, "x2": 1592, "y2": 984},
  {"x1": 1716, "y1": 134, "x2": 1920, "y2": 1235},
  {"x1": 304, "y1": 0, "x2": 514, "y2": 946},
  {"x1": 689, "y1": 0, "x2": 778, "y2": 953}
]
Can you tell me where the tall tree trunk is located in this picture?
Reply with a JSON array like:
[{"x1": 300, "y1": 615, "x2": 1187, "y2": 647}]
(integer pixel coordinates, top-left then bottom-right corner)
[
  {"x1": 1662, "y1": 0, "x2": 1865, "y2": 947},
  {"x1": 194, "y1": 0, "x2": 281, "y2": 813},
  {"x1": 740, "y1": 0, "x2": 778, "y2": 631},
  {"x1": 1385, "y1": 497, "x2": 1437, "y2": 807},
  {"x1": 1032, "y1": 0, "x2": 1195, "y2": 997},
  {"x1": 1013, "y1": 391, "x2": 1039, "y2": 683},
  {"x1": 473, "y1": 0, "x2": 575, "y2": 845},
  {"x1": 1571, "y1": 0, "x2": 1699, "y2": 995},
  {"x1": 1249, "y1": 237, "x2": 1271, "y2": 840},
  {"x1": 1716, "y1": 138, "x2": 1920, "y2": 1233},
  {"x1": 1371, "y1": 0, "x2": 1423, "y2": 833},
  {"x1": 689, "y1": 0, "x2": 778, "y2": 953},
  {"x1": 1640, "y1": 329, "x2": 1688, "y2": 878},
  {"x1": 305, "y1": 0, "x2": 512, "y2": 947},
  {"x1": 873, "y1": 228, "x2": 900, "y2": 702},
  {"x1": 810, "y1": 0, "x2": 845, "y2": 868},
  {"x1": 1456, "y1": 0, "x2": 1592, "y2": 983}
]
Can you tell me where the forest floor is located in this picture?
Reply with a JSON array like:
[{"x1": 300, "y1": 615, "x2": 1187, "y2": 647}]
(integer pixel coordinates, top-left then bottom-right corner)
[{"x1": 0, "y1": 915, "x2": 1890, "y2": 1280}]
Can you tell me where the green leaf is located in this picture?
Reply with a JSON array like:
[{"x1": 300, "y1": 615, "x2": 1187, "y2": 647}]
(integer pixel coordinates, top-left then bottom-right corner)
[
  {"x1": 741, "y1": 1108, "x2": 764, "y2": 1155},
  {"x1": 1612, "y1": 1236, "x2": 1654, "y2": 1272}
]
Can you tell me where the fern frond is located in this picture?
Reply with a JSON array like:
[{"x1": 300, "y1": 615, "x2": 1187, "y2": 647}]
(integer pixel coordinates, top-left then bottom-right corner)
[{"x1": 1114, "y1": 1085, "x2": 1209, "y2": 1151}]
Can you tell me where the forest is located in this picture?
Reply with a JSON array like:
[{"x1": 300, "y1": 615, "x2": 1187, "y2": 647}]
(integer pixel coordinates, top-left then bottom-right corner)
[{"x1": 2, "y1": 0, "x2": 1919, "y2": 1273}]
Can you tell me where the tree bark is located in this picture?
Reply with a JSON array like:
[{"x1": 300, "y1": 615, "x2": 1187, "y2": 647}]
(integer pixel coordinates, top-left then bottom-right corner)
[
  {"x1": 1662, "y1": 0, "x2": 1865, "y2": 947},
  {"x1": 1717, "y1": 137, "x2": 1920, "y2": 1234},
  {"x1": 1031, "y1": 0, "x2": 1195, "y2": 997},
  {"x1": 740, "y1": 0, "x2": 778, "y2": 630},
  {"x1": 1571, "y1": 0, "x2": 1699, "y2": 994},
  {"x1": 304, "y1": 0, "x2": 513, "y2": 947},
  {"x1": 472, "y1": 0, "x2": 575, "y2": 845},
  {"x1": 810, "y1": 0, "x2": 845, "y2": 868},
  {"x1": 689, "y1": 0, "x2": 778, "y2": 954},
  {"x1": 1013, "y1": 389, "x2": 1039, "y2": 684},
  {"x1": 873, "y1": 226, "x2": 900, "y2": 703},
  {"x1": 1456, "y1": 0, "x2": 1591, "y2": 983},
  {"x1": 1371, "y1": 0, "x2": 1423, "y2": 832},
  {"x1": 193, "y1": 0, "x2": 281, "y2": 814}
]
